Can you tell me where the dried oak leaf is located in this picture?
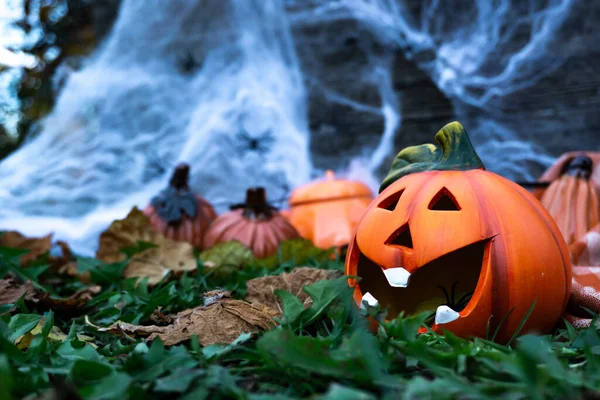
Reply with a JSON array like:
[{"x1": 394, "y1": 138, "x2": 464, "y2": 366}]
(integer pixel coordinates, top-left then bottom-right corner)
[
  {"x1": 0, "y1": 277, "x2": 37, "y2": 305},
  {"x1": 244, "y1": 267, "x2": 343, "y2": 313},
  {"x1": 96, "y1": 207, "x2": 196, "y2": 286},
  {"x1": 0, "y1": 231, "x2": 52, "y2": 266},
  {"x1": 94, "y1": 291, "x2": 277, "y2": 346}
]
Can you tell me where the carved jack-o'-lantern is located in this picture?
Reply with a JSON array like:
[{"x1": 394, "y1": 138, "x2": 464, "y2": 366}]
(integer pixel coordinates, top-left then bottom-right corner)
[{"x1": 346, "y1": 122, "x2": 572, "y2": 343}]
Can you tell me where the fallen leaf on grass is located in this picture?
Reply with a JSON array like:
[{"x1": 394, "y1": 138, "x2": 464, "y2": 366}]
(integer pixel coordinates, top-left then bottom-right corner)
[
  {"x1": 244, "y1": 267, "x2": 343, "y2": 314},
  {"x1": 49, "y1": 240, "x2": 77, "y2": 274},
  {"x1": 254, "y1": 238, "x2": 335, "y2": 270},
  {"x1": 91, "y1": 291, "x2": 278, "y2": 346},
  {"x1": 0, "y1": 231, "x2": 52, "y2": 266},
  {"x1": 96, "y1": 207, "x2": 157, "y2": 263},
  {"x1": 15, "y1": 317, "x2": 96, "y2": 349},
  {"x1": 0, "y1": 277, "x2": 37, "y2": 305},
  {"x1": 0, "y1": 231, "x2": 77, "y2": 276},
  {"x1": 124, "y1": 242, "x2": 196, "y2": 286},
  {"x1": 202, "y1": 289, "x2": 230, "y2": 306},
  {"x1": 38, "y1": 285, "x2": 102, "y2": 310},
  {"x1": 0, "y1": 276, "x2": 100, "y2": 311},
  {"x1": 199, "y1": 241, "x2": 255, "y2": 276},
  {"x1": 150, "y1": 307, "x2": 173, "y2": 325},
  {"x1": 96, "y1": 207, "x2": 196, "y2": 286}
]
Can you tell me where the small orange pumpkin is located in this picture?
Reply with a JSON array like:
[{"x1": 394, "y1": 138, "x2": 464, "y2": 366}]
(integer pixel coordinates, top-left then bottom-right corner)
[
  {"x1": 346, "y1": 122, "x2": 572, "y2": 343},
  {"x1": 204, "y1": 187, "x2": 299, "y2": 258},
  {"x1": 533, "y1": 155, "x2": 600, "y2": 245},
  {"x1": 144, "y1": 163, "x2": 217, "y2": 249},
  {"x1": 285, "y1": 170, "x2": 373, "y2": 249}
]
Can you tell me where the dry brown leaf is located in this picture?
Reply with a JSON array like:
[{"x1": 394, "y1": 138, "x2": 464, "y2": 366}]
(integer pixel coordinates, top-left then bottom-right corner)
[
  {"x1": 0, "y1": 231, "x2": 76, "y2": 277},
  {"x1": 244, "y1": 267, "x2": 343, "y2": 313},
  {"x1": 48, "y1": 240, "x2": 76, "y2": 272},
  {"x1": 0, "y1": 277, "x2": 37, "y2": 306},
  {"x1": 124, "y1": 242, "x2": 196, "y2": 286},
  {"x1": 0, "y1": 231, "x2": 52, "y2": 266},
  {"x1": 150, "y1": 307, "x2": 173, "y2": 325},
  {"x1": 96, "y1": 207, "x2": 196, "y2": 286},
  {"x1": 96, "y1": 207, "x2": 158, "y2": 263},
  {"x1": 0, "y1": 276, "x2": 100, "y2": 313},
  {"x1": 38, "y1": 285, "x2": 102, "y2": 310},
  {"x1": 93, "y1": 291, "x2": 278, "y2": 346},
  {"x1": 15, "y1": 317, "x2": 96, "y2": 350}
]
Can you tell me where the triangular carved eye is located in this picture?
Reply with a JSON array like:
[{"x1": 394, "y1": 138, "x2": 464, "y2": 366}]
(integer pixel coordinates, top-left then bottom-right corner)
[
  {"x1": 429, "y1": 188, "x2": 461, "y2": 211},
  {"x1": 385, "y1": 223, "x2": 413, "y2": 249},
  {"x1": 377, "y1": 189, "x2": 404, "y2": 212}
]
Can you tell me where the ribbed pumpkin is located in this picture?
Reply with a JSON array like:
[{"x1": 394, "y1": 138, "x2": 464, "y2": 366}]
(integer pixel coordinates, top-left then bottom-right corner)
[
  {"x1": 533, "y1": 155, "x2": 600, "y2": 245},
  {"x1": 346, "y1": 122, "x2": 572, "y2": 343},
  {"x1": 286, "y1": 170, "x2": 373, "y2": 249},
  {"x1": 204, "y1": 187, "x2": 299, "y2": 258},
  {"x1": 144, "y1": 163, "x2": 217, "y2": 249}
]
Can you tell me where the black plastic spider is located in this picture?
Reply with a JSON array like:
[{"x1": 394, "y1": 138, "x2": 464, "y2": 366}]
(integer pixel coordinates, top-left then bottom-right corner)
[
  {"x1": 423, "y1": 281, "x2": 474, "y2": 326},
  {"x1": 234, "y1": 129, "x2": 276, "y2": 156},
  {"x1": 145, "y1": 150, "x2": 170, "y2": 179},
  {"x1": 178, "y1": 50, "x2": 201, "y2": 74}
]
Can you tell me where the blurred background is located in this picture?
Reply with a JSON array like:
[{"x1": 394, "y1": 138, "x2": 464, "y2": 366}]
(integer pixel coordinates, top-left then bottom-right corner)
[{"x1": 0, "y1": 0, "x2": 599, "y2": 254}]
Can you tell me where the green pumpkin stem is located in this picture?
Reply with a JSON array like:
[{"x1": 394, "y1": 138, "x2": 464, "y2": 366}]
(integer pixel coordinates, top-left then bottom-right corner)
[{"x1": 379, "y1": 122, "x2": 485, "y2": 193}]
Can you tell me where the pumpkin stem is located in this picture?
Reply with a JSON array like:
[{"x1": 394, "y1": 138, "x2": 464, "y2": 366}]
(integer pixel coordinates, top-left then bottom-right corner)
[
  {"x1": 564, "y1": 155, "x2": 593, "y2": 179},
  {"x1": 379, "y1": 122, "x2": 485, "y2": 193},
  {"x1": 169, "y1": 163, "x2": 191, "y2": 190},
  {"x1": 150, "y1": 163, "x2": 198, "y2": 224},
  {"x1": 230, "y1": 187, "x2": 278, "y2": 219}
]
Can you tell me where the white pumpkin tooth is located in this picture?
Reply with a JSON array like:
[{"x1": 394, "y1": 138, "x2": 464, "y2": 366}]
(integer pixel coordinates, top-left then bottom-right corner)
[
  {"x1": 360, "y1": 292, "x2": 379, "y2": 310},
  {"x1": 383, "y1": 267, "x2": 411, "y2": 287},
  {"x1": 435, "y1": 305, "x2": 460, "y2": 325}
]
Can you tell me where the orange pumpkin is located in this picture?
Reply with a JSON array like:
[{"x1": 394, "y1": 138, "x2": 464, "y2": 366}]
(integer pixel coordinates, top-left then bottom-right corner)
[
  {"x1": 346, "y1": 122, "x2": 572, "y2": 343},
  {"x1": 144, "y1": 163, "x2": 217, "y2": 249},
  {"x1": 533, "y1": 155, "x2": 600, "y2": 245},
  {"x1": 204, "y1": 187, "x2": 299, "y2": 258},
  {"x1": 286, "y1": 170, "x2": 373, "y2": 249}
]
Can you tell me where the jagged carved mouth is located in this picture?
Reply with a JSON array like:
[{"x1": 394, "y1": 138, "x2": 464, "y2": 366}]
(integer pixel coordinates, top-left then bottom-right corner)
[{"x1": 356, "y1": 240, "x2": 490, "y2": 326}]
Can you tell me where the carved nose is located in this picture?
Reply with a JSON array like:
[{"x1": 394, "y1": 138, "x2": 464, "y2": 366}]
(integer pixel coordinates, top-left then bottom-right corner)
[{"x1": 385, "y1": 223, "x2": 413, "y2": 249}]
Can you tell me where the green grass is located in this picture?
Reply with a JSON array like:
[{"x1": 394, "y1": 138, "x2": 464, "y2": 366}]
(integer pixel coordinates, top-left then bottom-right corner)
[{"x1": 0, "y1": 243, "x2": 599, "y2": 400}]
